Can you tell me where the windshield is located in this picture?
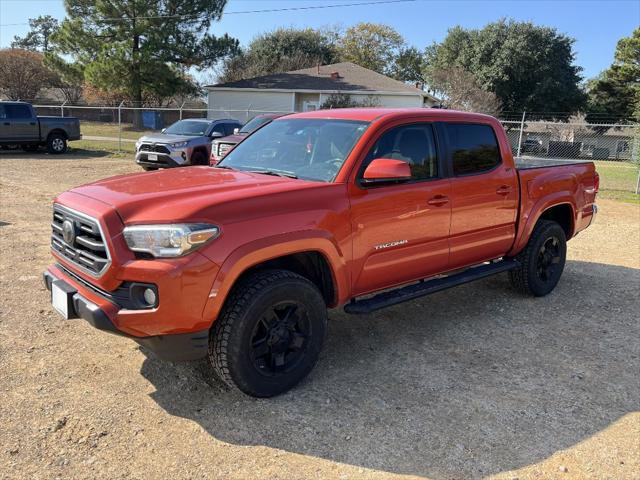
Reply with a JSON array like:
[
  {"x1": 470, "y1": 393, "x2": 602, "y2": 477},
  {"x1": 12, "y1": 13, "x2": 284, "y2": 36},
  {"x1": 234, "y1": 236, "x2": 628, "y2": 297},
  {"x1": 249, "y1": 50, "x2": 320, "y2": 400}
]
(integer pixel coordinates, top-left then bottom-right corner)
[
  {"x1": 163, "y1": 120, "x2": 209, "y2": 136},
  {"x1": 219, "y1": 119, "x2": 369, "y2": 182},
  {"x1": 239, "y1": 116, "x2": 273, "y2": 134}
]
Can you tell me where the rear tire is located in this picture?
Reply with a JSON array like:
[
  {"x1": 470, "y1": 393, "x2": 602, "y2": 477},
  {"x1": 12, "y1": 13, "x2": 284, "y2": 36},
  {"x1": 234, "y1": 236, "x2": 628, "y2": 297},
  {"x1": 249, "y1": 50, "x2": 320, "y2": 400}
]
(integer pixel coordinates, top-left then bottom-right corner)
[
  {"x1": 509, "y1": 219, "x2": 567, "y2": 296},
  {"x1": 46, "y1": 133, "x2": 67, "y2": 154},
  {"x1": 208, "y1": 269, "x2": 327, "y2": 397}
]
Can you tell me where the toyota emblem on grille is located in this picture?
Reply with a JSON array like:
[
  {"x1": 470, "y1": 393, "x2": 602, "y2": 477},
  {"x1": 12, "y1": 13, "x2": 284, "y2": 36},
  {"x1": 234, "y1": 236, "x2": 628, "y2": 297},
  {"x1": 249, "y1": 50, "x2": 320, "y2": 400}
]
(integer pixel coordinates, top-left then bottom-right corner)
[{"x1": 62, "y1": 220, "x2": 76, "y2": 244}]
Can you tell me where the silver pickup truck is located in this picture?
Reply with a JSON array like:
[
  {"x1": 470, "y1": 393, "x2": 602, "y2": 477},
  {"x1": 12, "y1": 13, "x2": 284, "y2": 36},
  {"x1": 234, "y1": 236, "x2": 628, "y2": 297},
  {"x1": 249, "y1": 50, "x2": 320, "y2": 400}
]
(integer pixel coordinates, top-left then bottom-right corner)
[{"x1": 0, "y1": 101, "x2": 81, "y2": 154}]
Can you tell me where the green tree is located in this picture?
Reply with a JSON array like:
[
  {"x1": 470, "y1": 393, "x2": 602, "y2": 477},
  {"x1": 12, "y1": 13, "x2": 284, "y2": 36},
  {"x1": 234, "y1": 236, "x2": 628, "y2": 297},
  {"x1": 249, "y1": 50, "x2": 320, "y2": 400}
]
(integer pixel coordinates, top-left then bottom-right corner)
[
  {"x1": 586, "y1": 28, "x2": 639, "y2": 124},
  {"x1": 11, "y1": 15, "x2": 60, "y2": 52},
  {"x1": 337, "y1": 23, "x2": 405, "y2": 76},
  {"x1": 425, "y1": 20, "x2": 587, "y2": 117},
  {"x1": 51, "y1": 0, "x2": 238, "y2": 117},
  {"x1": 218, "y1": 27, "x2": 339, "y2": 83},
  {"x1": 389, "y1": 46, "x2": 426, "y2": 84}
]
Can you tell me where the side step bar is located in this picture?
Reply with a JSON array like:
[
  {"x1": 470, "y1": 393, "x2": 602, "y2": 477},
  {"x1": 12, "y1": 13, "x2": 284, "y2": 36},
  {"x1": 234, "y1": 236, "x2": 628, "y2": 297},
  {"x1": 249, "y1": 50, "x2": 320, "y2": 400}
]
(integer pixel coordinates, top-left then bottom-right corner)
[{"x1": 344, "y1": 259, "x2": 520, "y2": 315}]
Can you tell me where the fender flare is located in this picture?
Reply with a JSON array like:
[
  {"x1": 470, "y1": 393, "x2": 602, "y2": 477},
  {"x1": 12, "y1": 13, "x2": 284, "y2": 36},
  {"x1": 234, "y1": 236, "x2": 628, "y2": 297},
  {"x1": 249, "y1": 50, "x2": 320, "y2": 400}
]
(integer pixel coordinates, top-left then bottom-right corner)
[
  {"x1": 202, "y1": 230, "x2": 349, "y2": 325},
  {"x1": 508, "y1": 193, "x2": 576, "y2": 256}
]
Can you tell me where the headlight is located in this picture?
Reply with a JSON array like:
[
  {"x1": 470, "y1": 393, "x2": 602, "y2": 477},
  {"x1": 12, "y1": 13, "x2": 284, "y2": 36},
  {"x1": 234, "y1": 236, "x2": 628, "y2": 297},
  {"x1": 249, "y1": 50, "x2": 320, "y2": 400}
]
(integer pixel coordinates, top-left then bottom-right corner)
[
  {"x1": 135, "y1": 140, "x2": 142, "y2": 150},
  {"x1": 170, "y1": 141, "x2": 188, "y2": 149},
  {"x1": 123, "y1": 224, "x2": 220, "y2": 258}
]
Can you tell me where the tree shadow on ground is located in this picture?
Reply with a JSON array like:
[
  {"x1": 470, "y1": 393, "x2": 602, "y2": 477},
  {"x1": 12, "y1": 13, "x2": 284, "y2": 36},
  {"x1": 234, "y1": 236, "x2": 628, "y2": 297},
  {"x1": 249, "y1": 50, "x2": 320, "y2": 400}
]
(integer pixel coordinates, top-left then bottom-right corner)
[{"x1": 140, "y1": 260, "x2": 640, "y2": 478}]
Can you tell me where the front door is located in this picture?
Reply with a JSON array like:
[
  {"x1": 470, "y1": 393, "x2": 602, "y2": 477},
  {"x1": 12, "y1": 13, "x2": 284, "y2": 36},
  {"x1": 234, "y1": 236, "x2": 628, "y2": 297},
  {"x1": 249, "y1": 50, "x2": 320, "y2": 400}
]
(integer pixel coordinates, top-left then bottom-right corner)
[
  {"x1": 3, "y1": 103, "x2": 38, "y2": 141},
  {"x1": 349, "y1": 123, "x2": 452, "y2": 295}
]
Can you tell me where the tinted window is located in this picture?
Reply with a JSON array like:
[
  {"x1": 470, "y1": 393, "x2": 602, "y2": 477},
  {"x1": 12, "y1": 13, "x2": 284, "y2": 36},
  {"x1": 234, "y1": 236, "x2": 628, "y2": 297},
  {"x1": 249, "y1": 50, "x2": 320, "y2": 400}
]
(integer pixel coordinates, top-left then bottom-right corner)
[
  {"x1": 210, "y1": 123, "x2": 226, "y2": 135},
  {"x1": 163, "y1": 120, "x2": 208, "y2": 136},
  {"x1": 364, "y1": 124, "x2": 438, "y2": 180},
  {"x1": 5, "y1": 104, "x2": 32, "y2": 119},
  {"x1": 445, "y1": 124, "x2": 501, "y2": 175},
  {"x1": 224, "y1": 122, "x2": 239, "y2": 135}
]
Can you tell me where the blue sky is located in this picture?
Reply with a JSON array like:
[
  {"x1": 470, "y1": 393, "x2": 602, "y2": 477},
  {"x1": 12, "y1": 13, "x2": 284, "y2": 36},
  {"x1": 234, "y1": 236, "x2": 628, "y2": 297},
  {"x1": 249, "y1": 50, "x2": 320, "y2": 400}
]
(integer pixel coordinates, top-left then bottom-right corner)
[{"x1": 0, "y1": 0, "x2": 638, "y2": 81}]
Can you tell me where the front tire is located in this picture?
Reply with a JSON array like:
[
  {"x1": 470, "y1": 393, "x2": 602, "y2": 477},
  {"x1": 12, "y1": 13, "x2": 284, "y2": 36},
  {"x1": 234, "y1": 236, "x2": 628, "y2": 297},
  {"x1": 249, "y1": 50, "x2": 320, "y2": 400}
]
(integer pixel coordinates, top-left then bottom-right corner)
[
  {"x1": 509, "y1": 219, "x2": 567, "y2": 296},
  {"x1": 46, "y1": 133, "x2": 67, "y2": 154},
  {"x1": 190, "y1": 150, "x2": 207, "y2": 165},
  {"x1": 208, "y1": 270, "x2": 327, "y2": 397}
]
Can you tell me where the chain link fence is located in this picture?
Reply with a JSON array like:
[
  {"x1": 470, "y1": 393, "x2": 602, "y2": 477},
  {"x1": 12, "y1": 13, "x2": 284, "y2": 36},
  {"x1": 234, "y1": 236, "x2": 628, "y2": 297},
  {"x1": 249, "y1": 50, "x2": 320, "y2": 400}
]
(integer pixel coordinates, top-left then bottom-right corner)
[
  {"x1": 500, "y1": 114, "x2": 639, "y2": 194},
  {"x1": 12, "y1": 103, "x2": 640, "y2": 194}
]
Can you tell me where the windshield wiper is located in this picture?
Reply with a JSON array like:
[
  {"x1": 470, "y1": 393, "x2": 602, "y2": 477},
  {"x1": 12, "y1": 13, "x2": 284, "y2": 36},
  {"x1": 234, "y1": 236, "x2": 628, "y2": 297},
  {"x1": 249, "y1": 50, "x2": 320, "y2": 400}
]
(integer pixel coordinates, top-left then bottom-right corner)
[
  {"x1": 248, "y1": 169, "x2": 298, "y2": 179},
  {"x1": 214, "y1": 164, "x2": 234, "y2": 170}
]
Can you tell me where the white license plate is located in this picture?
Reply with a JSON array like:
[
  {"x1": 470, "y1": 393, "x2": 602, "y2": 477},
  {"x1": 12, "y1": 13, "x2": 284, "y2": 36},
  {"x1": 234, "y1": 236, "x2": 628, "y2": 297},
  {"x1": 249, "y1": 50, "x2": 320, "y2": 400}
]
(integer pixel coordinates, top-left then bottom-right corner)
[
  {"x1": 148, "y1": 153, "x2": 158, "y2": 161},
  {"x1": 52, "y1": 282, "x2": 70, "y2": 319}
]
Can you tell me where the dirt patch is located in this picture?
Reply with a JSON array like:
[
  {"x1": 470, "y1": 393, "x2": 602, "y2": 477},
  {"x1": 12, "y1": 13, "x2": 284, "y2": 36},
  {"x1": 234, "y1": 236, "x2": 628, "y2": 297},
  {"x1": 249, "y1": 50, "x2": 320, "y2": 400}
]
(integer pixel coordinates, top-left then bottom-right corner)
[{"x1": 1, "y1": 154, "x2": 639, "y2": 480}]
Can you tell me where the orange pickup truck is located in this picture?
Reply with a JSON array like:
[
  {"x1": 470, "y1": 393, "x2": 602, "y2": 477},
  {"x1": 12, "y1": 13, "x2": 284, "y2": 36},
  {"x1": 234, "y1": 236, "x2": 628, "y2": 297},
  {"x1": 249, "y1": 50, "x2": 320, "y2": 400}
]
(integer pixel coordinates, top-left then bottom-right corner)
[{"x1": 43, "y1": 108, "x2": 598, "y2": 397}]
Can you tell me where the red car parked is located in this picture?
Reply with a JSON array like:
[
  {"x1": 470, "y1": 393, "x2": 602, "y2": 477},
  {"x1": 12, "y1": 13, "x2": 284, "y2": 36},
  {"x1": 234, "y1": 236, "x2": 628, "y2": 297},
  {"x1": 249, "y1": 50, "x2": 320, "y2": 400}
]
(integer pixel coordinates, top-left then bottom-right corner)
[
  {"x1": 44, "y1": 108, "x2": 598, "y2": 397},
  {"x1": 210, "y1": 113, "x2": 286, "y2": 164}
]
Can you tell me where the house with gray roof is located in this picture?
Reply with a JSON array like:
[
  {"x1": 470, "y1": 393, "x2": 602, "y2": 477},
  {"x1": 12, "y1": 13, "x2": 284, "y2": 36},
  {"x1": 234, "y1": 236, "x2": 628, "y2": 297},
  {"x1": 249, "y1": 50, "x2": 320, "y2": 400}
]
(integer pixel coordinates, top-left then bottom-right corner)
[{"x1": 205, "y1": 62, "x2": 440, "y2": 121}]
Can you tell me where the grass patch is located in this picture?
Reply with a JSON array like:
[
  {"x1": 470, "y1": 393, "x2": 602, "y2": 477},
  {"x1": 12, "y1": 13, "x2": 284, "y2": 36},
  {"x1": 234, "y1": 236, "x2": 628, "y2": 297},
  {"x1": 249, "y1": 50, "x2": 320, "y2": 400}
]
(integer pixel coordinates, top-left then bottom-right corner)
[
  {"x1": 597, "y1": 190, "x2": 640, "y2": 205},
  {"x1": 80, "y1": 122, "x2": 155, "y2": 140},
  {"x1": 593, "y1": 160, "x2": 638, "y2": 192},
  {"x1": 71, "y1": 139, "x2": 136, "y2": 158}
]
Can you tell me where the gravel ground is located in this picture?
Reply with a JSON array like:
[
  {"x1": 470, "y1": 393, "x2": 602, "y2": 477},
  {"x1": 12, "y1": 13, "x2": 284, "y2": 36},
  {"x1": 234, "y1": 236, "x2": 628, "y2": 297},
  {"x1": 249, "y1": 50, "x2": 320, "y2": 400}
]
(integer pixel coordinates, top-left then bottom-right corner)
[{"x1": 1, "y1": 151, "x2": 639, "y2": 480}]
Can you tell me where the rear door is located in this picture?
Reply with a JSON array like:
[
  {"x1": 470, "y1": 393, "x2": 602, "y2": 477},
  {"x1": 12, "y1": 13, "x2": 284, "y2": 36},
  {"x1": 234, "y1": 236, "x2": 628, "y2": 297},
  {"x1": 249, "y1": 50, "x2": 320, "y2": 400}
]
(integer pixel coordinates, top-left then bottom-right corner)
[
  {"x1": 3, "y1": 104, "x2": 39, "y2": 141},
  {"x1": 443, "y1": 123, "x2": 518, "y2": 269},
  {"x1": 349, "y1": 122, "x2": 452, "y2": 295}
]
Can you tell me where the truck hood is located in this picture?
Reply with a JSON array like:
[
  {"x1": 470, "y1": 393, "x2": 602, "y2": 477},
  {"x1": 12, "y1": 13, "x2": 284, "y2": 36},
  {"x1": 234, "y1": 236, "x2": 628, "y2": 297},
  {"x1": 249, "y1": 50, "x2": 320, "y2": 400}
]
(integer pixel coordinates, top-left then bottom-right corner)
[
  {"x1": 67, "y1": 167, "x2": 326, "y2": 223},
  {"x1": 138, "y1": 133, "x2": 200, "y2": 144}
]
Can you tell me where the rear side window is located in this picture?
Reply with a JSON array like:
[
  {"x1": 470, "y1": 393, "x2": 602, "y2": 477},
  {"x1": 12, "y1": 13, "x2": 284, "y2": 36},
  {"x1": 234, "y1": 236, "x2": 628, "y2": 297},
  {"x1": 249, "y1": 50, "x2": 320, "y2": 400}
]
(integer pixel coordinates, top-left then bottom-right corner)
[
  {"x1": 364, "y1": 123, "x2": 438, "y2": 180},
  {"x1": 5, "y1": 104, "x2": 32, "y2": 119},
  {"x1": 445, "y1": 124, "x2": 501, "y2": 175}
]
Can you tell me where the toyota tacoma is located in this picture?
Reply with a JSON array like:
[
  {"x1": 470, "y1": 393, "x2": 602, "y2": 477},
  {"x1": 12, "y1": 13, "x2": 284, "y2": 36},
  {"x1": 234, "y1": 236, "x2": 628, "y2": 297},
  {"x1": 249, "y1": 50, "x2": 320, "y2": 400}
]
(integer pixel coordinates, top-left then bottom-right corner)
[{"x1": 44, "y1": 108, "x2": 599, "y2": 397}]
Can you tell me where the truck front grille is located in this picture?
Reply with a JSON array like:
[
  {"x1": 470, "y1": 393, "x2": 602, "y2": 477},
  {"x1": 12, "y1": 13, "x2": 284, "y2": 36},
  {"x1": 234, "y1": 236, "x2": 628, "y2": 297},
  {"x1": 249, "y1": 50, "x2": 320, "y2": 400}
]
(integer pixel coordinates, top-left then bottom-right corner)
[
  {"x1": 51, "y1": 204, "x2": 110, "y2": 277},
  {"x1": 139, "y1": 143, "x2": 171, "y2": 154}
]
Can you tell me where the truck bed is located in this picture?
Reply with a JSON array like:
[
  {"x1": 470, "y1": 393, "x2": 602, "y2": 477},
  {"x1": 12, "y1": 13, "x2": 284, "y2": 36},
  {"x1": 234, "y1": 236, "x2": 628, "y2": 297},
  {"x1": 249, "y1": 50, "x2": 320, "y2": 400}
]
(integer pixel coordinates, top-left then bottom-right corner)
[{"x1": 515, "y1": 156, "x2": 592, "y2": 170}]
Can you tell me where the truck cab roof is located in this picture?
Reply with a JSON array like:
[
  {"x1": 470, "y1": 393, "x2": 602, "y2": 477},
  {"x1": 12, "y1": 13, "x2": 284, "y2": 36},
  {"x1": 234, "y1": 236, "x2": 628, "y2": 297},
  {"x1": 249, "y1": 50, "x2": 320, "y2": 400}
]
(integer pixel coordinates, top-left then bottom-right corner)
[{"x1": 282, "y1": 107, "x2": 498, "y2": 123}]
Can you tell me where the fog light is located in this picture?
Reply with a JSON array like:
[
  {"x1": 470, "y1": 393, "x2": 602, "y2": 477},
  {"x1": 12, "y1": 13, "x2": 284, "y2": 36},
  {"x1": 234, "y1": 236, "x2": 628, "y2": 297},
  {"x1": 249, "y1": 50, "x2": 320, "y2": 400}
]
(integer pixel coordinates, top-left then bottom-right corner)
[{"x1": 143, "y1": 288, "x2": 157, "y2": 306}]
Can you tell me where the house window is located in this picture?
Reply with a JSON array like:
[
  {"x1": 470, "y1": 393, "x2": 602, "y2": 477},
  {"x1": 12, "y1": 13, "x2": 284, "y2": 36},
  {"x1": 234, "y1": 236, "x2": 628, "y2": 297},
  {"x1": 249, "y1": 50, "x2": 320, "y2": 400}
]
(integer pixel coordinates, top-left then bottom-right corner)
[{"x1": 303, "y1": 101, "x2": 318, "y2": 112}]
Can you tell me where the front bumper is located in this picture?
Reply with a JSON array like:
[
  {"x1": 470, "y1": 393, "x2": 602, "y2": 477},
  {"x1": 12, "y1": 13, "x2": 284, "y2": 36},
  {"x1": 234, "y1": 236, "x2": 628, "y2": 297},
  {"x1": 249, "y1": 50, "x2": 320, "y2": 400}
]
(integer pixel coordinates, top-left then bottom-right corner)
[
  {"x1": 43, "y1": 269, "x2": 209, "y2": 361},
  {"x1": 135, "y1": 150, "x2": 185, "y2": 169}
]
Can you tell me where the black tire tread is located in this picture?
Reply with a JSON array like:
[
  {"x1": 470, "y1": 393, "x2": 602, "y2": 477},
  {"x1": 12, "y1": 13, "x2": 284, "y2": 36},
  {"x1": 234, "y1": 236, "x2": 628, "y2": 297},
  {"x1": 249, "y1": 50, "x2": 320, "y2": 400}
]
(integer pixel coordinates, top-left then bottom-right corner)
[
  {"x1": 208, "y1": 269, "x2": 322, "y2": 394},
  {"x1": 509, "y1": 219, "x2": 564, "y2": 296}
]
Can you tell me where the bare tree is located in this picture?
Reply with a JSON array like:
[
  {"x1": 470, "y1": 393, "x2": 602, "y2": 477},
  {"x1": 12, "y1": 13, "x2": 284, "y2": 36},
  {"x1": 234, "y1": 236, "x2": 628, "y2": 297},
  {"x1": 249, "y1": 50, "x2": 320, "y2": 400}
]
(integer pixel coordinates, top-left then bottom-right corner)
[
  {"x1": 428, "y1": 67, "x2": 501, "y2": 115},
  {"x1": 0, "y1": 49, "x2": 57, "y2": 100}
]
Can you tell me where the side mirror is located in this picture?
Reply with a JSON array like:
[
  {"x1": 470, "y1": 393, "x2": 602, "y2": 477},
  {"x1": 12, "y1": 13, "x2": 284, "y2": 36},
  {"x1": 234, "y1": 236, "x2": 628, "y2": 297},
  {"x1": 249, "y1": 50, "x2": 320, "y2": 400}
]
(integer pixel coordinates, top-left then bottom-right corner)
[
  {"x1": 161, "y1": 128, "x2": 166, "y2": 133},
  {"x1": 210, "y1": 131, "x2": 224, "y2": 138},
  {"x1": 233, "y1": 128, "x2": 239, "y2": 135},
  {"x1": 362, "y1": 159, "x2": 411, "y2": 184}
]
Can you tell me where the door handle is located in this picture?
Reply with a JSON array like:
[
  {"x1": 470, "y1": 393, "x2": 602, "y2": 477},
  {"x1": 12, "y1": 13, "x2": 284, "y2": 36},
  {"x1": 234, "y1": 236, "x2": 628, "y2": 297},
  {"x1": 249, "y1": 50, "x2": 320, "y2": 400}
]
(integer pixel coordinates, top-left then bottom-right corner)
[
  {"x1": 3, "y1": 122, "x2": 9, "y2": 126},
  {"x1": 427, "y1": 195, "x2": 449, "y2": 206},
  {"x1": 29, "y1": 122, "x2": 36, "y2": 126},
  {"x1": 496, "y1": 185, "x2": 512, "y2": 195}
]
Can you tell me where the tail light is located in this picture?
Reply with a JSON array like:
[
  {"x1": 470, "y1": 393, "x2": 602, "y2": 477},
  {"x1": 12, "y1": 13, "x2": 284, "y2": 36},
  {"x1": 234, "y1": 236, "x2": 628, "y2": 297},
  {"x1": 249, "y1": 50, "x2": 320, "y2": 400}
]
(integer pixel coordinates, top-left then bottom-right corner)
[{"x1": 594, "y1": 171, "x2": 600, "y2": 193}]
